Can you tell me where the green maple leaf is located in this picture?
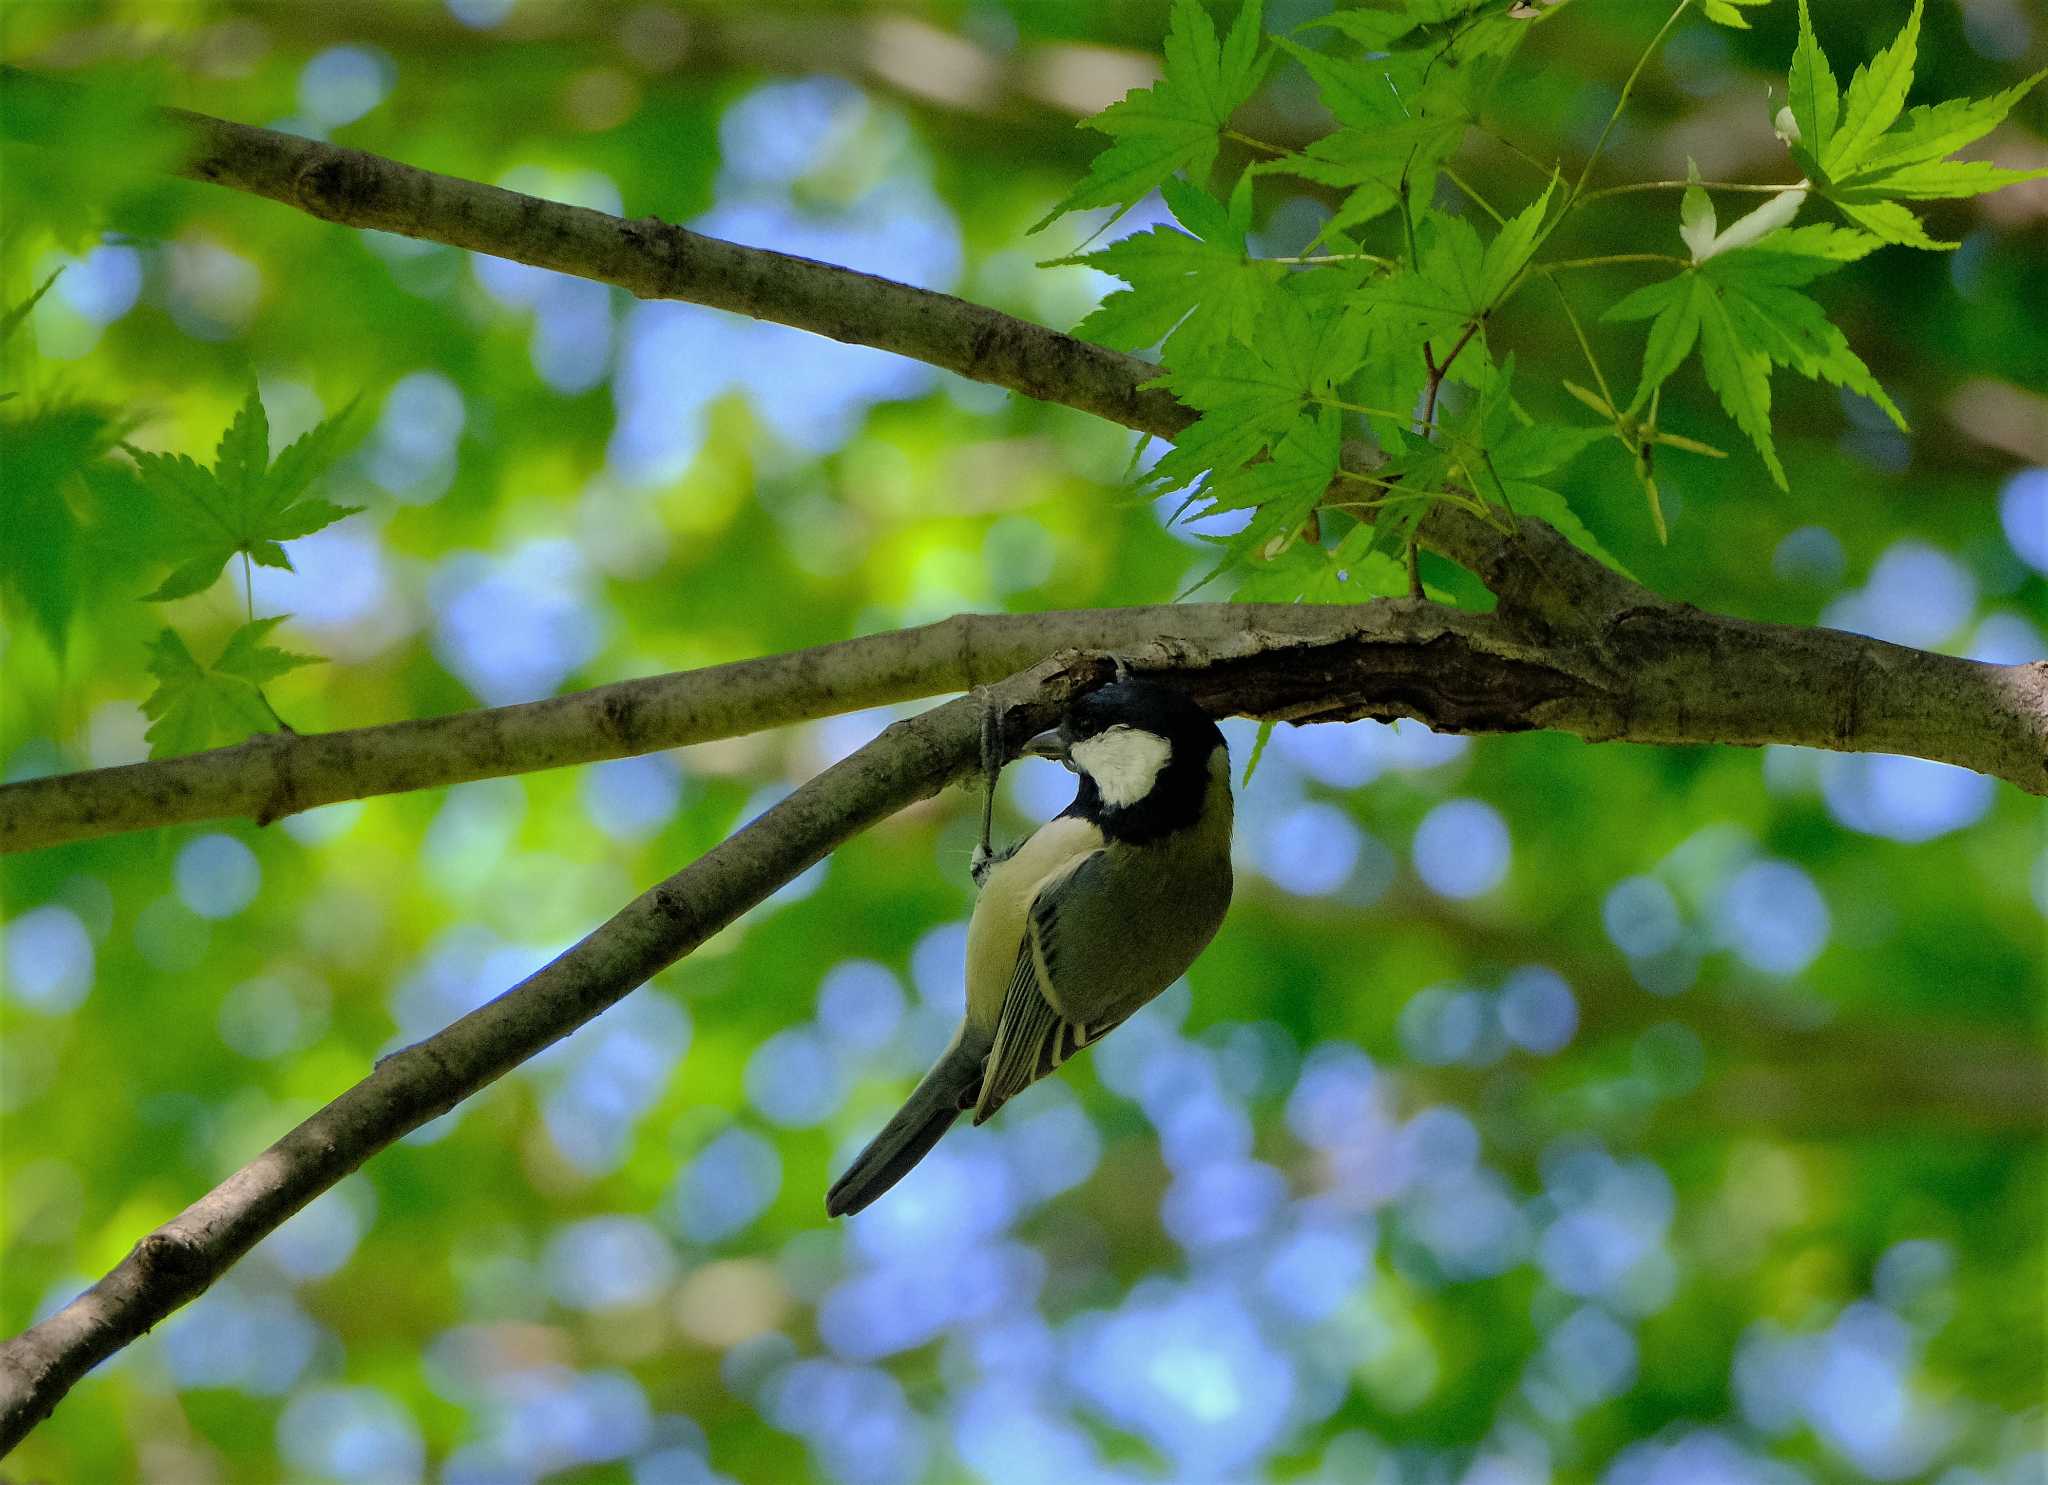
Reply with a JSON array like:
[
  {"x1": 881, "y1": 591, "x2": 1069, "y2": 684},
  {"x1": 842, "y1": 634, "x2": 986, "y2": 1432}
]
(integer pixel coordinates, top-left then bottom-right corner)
[
  {"x1": 1067, "y1": 175, "x2": 1280, "y2": 356},
  {"x1": 1781, "y1": 0, "x2": 2048, "y2": 247},
  {"x1": 1, "y1": 269, "x2": 64, "y2": 347},
  {"x1": 1273, "y1": 117, "x2": 1464, "y2": 235},
  {"x1": 1299, "y1": 8, "x2": 1433, "y2": 51},
  {"x1": 1822, "y1": 0, "x2": 1919, "y2": 176},
  {"x1": 1784, "y1": 0, "x2": 1840, "y2": 176},
  {"x1": 1352, "y1": 210, "x2": 1488, "y2": 348},
  {"x1": 1163, "y1": 278, "x2": 1368, "y2": 442},
  {"x1": 1848, "y1": 69, "x2": 2048, "y2": 179},
  {"x1": 1144, "y1": 267, "x2": 1364, "y2": 507},
  {"x1": 1033, "y1": 0, "x2": 1269, "y2": 232},
  {"x1": 0, "y1": 402, "x2": 126, "y2": 655},
  {"x1": 1691, "y1": 286, "x2": 1781, "y2": 488},
  {"x1": 1605, "y1": 217, "x2": 1898, "y2": 493},
  {"x1": 0, "y1": 62, "x2": 186, "y2": 248},
  {"x1": 126, "y1": 384, "x2": 362, "y2": 602},
  {"x1": 1267, "y1": 19, "x2": 1515, "y2": 238},
  {"x1": 1480, "y1": 174, "x2": 1557, "y2": 304},
  {"x1": 1227, "y1": 504, "x2": 1416, "y2": 608},
  {"x1": 1324, "y1": 527, "x2": 1413, "y2": 599},
  {"x1": 1700, "y1": 0, "x2": 1769, "y2": 30},
  {"x1": 1482, "y1": 419, "x2": 1629, "y2": 575},
  {"x1": 1703, "y1": 233, "x2": 1903, "y2": 423},
  {"x1": 1201, "y1": 402, "x2": 1343, "y2": 515},
  {"x1": 1606, "y1": 272, "x2": 1705, "y2": 417},
  {"x1": 142, "y1": 616, "x2": 320, "y2": 758},
  {"x1": 1178, "y1": 405, "x2": 1342, "y2": 596}
]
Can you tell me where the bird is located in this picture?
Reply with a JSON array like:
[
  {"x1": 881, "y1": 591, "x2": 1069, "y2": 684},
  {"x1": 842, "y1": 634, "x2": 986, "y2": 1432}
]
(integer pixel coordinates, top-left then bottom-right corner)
[{"x1": 826, "y1": 678, "x2": 1234, "y2": 1217}]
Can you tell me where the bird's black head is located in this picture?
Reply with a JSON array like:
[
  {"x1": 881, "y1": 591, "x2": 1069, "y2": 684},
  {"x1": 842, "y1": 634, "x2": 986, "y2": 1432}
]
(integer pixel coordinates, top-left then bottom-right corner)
[{"x1": 1056, "y1": 680, "x2": 1228, "y2": 843}]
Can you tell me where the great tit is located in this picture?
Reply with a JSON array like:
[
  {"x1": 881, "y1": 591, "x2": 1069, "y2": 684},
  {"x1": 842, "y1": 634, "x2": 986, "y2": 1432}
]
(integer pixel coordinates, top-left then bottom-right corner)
[{"x1": 826, "y1": 679, "x2": 1234, "y2": 1217}]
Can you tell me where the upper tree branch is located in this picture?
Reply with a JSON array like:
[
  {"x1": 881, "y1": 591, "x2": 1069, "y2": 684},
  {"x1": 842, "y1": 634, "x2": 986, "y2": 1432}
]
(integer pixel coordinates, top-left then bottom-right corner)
[{"x1": 0, "y1": 67, "x2": 1530, "y2": 590}]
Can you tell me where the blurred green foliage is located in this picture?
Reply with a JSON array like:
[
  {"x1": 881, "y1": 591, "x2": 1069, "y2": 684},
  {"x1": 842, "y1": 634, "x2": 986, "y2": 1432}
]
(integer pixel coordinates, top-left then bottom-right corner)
[{"x1": 0, "y1": 3, "x2": 2042, "y2": 1483}]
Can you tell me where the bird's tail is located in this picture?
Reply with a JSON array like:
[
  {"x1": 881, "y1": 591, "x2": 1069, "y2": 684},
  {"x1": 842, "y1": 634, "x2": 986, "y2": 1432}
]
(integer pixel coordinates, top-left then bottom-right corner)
[{"x1": 826, "y1": 1033, "x2": 985, "y2": 1218}]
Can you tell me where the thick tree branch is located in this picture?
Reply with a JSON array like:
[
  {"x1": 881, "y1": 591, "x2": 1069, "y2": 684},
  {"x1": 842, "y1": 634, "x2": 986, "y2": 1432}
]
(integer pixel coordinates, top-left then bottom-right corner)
[
  {"x1": 0, "y1": 607, "x2": 1207, "y2": 853},
  {"x1": 163, "y1": 82, "x2": 1193, "y2": 444},
  {"x1": 4, "y1": 600, "x2": 2045, "y2": 854},
  {"x1": 0, "y1": 652, "x2": 1108, "y2": 1454}
]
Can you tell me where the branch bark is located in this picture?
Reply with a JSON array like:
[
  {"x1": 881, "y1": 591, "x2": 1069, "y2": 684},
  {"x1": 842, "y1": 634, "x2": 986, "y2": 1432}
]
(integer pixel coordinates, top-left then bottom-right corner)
[
  {"x1": 0, "y1": 66, "x2": 1526, "y2": 589},
  {"x1": 0, "y1": 652, "x2": 1106, "y2": 1454},
  {"x1": 4, "y1": 598, "x2": 2045, "y2": 854}
]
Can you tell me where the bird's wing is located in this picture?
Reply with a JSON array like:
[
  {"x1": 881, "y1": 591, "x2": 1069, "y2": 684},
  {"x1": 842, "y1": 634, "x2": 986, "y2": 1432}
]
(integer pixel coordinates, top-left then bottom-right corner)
[{"x1": 971, "y1": 853, "x2": 1126, "y2": 1124}]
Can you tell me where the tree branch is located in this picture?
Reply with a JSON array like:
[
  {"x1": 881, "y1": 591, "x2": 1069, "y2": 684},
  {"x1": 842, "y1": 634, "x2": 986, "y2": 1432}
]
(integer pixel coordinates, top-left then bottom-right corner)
[
  {"x1": 0, "y1": 607, "x2": 1210, "y2": 853},
  {"x1": 0, "y1": 67, "x2": 1532, "y2": 590},
  {"x1": 5, "y1": 598, "x2": 2045, "y2": 855},
  {"x1": 0, "y1": 651, "x2": 1108, "y2": 1454}
]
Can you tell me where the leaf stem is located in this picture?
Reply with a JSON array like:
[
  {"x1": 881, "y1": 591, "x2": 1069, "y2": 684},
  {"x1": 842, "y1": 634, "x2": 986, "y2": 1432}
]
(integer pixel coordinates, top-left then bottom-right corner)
[
  {"x1": 1261, "y1": 251, "x2": 1398, "y2": 268},
  {"x1": 1541, "y1": 252, "x2": 1691, "y2": 272},
  {"x1": 1546, "y1": 276, "x2": 1620, "y2": 424},
  {"x1": 1470, "y1": 125, "x2": 1557, "y2": 178},
  {"x1": 1442, "y1": 164, "x2": 1507, "y2": 226},
  {"x1": 1577, "y1": 179, "x2": 1804, "y2": 205},
  {"x1": 1225, "y1": 129, "x2": 1289, "y2": 158},
  {"x1": 241, "y1": 553, "x2": 253, "y2": 623},
  {"x1": 1568, "y1": 0, "x2": 1694, "y2": 208},
  {"x1": 1329, "y1": 482, "x2": 1490, "y2": 521},
  {"x1": 1317, "y1": 395, "x2": 1429, "y2": 425}
]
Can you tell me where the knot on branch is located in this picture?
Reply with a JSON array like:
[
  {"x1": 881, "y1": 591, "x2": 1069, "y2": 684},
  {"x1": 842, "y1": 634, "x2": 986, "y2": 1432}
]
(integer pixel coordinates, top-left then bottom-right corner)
[
  {"x1": 293, "y1": 149, "x2": 381, "y2": 224},
  {"x1": 252, "y1": 731, "x2": 304, "y2": 828},
  {"x1": 135, "y1": 1228, "x2": 207, "y2": 1287}
]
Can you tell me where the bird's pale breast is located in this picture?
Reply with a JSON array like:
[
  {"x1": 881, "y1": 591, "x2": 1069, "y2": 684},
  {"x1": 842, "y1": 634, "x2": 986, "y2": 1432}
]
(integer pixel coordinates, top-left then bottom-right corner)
[{"x1": 962, "y1": 814, "x2": 1103, "y2": 1031}]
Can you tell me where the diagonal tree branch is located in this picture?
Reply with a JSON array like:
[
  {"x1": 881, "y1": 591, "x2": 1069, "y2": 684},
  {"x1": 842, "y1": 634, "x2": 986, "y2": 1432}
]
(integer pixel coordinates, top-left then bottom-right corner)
[
  {"x1": 0, "y1": 67, "x2": 1529, "y2": 591},
  {"x1": 0, "y1": 651, "x2": 1108, "y2": 1455},
  {"x1": 5, "y1": 597, "x2": 2047, "y2": 855},
  {"x1": 0, "y1": 606, "x2": 1330, "y2": 854}
]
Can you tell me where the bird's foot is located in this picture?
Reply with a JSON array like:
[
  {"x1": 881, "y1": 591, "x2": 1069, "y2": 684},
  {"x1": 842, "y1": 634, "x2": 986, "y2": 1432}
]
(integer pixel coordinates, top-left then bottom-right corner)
[{"x1": 973, "y1": 686, "x2": 1004, "y2": 886}]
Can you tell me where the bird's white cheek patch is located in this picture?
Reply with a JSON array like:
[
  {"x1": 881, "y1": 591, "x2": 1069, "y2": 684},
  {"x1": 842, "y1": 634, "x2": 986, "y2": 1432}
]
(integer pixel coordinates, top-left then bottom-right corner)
[{"x1": 1070, "y1": 726, "x2": 1171, "y2": 808}]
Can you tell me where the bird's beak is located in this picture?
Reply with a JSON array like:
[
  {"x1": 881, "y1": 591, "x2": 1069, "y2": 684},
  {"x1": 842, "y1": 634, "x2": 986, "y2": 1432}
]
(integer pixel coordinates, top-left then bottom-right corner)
[{"x1": 1019, "y1": 730, "x2": 1071, "y2": 768}]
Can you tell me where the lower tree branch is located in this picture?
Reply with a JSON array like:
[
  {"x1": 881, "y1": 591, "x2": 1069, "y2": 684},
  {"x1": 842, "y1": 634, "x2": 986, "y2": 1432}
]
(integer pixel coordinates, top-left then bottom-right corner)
[{"x1": 0, "y1": 652, "x2": 1107, "y2": 1454}]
